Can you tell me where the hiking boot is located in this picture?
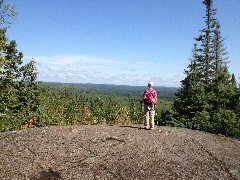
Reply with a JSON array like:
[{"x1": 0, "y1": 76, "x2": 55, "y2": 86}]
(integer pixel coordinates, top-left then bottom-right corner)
[{"x1": 145, "y1": 126, "x2": 150, "y2": 130}]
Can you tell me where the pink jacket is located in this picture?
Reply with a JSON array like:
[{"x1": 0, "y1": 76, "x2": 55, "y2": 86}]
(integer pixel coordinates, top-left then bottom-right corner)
[{"x1": 143, "y1": 88, "x2": 157, "y2": 105}]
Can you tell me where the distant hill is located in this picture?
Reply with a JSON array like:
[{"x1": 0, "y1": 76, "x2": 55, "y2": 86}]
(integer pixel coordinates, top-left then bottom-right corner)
[{"x1": 41, "y1": 82, "x2": 178, "y2": 100}]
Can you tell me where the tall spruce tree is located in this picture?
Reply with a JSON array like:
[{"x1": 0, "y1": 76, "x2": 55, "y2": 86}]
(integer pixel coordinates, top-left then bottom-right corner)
[
  {"x1": 168, "y1": 0, "x2": 240, "y2": 136},
  {"x1": 174, "y1": 45, "x2": 202, "y2": 116}
]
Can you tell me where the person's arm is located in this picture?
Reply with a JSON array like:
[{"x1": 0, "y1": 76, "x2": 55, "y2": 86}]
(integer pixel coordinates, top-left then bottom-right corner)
[
  {"x1": 155, "y1": 91, "x2": 158, "y2": 103},
  {"x1": 141, "y1": 91, "x2": 147, "y2": 103},
  {"x1": 143, "y1": 90, "x2": 147, "y2": 99},
  {"x1": 153, "y1": 91, "x2": 157, "y2": 104},
  {"x1": 143, "y1": 95, "x2": 146, "y2": 99},
  {"x1": 154, "y1": 96, "x2": 157, "y2": 104}
]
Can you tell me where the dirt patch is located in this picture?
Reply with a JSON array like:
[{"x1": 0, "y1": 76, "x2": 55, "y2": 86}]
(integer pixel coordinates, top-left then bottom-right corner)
[{"x1": 0, "y1": 125, "x2": 239, "y2": 179}]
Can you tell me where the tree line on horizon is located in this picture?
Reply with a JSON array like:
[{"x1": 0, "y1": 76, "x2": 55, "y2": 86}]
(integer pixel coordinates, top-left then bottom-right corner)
[{"x1": 0, "y1": 0, "x2": 239, "y2": 136}]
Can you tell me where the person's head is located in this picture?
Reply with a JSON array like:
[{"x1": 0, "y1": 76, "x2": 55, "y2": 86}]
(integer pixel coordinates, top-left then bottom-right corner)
[{"x1": 148, "y1": 82, "x2": 153, "y2": 88}]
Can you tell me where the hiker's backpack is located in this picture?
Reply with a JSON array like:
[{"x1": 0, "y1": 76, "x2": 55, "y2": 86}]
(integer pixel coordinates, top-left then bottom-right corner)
[{"x1": 144, "y1": 90, "x2": 157, "y2": 105}]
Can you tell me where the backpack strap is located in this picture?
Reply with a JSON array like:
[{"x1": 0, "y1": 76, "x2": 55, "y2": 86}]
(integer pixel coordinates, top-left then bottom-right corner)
[
  {"x1": 146, "y1": 90, "x2": 154, "y2": 99},
  {"x1": 145, "y1": 90, "x2": 157, "y2": 105}
]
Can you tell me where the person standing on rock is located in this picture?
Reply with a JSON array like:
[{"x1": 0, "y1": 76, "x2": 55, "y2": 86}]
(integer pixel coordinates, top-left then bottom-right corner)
[{"x1": 142, "y1": 82, "x2": 157, "y2": 130}]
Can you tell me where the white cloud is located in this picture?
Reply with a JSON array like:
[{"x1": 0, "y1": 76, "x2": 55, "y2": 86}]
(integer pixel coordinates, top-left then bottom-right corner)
[
  {"x1": 32, "y1": 54, "x2": 183, "y2": 87},
  {"x1": 47, "y1": 66, "x2": 59, "y2": 71},
  {"x1": 32, "y1": 55, "x2": 121, "y2": 65}
]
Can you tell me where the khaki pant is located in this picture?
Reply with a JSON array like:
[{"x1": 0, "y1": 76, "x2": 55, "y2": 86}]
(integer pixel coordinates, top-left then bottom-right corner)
[{"x1": 144, "y1": 104, "x2": 156, "y2": 128}]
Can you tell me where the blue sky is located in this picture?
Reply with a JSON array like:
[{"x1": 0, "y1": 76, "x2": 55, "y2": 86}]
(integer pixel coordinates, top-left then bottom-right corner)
[{"x1": 6, "y1": 0, "x2": 240, "y2": 87}]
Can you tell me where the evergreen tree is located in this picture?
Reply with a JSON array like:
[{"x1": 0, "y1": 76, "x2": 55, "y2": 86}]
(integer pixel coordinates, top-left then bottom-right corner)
[
  {"x1": 168, "y1": 0, "x2": 240, "y2": 136},
  {"x1": 196, "y1": 0, "x2": 217, "y2": 87},
  {"x1": 174, "y1": 44, "x2": 203, "y2": 118}
]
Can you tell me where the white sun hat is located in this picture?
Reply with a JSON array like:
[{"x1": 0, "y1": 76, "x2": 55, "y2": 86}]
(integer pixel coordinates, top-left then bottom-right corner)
[{"x1": 148, "y1": 82, "x2": 153, "y2": 86}]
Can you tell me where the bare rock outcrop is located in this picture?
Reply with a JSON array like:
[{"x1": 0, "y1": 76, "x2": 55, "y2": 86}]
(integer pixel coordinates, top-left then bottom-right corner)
[{"x1": 0, "y1": 125, "x2": 239, "y2": 179}]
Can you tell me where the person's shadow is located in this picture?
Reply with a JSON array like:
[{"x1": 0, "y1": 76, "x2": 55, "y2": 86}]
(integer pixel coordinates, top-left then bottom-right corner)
[{"x1": 119, "y1": 125, "x2": 146, "y2": 130}]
